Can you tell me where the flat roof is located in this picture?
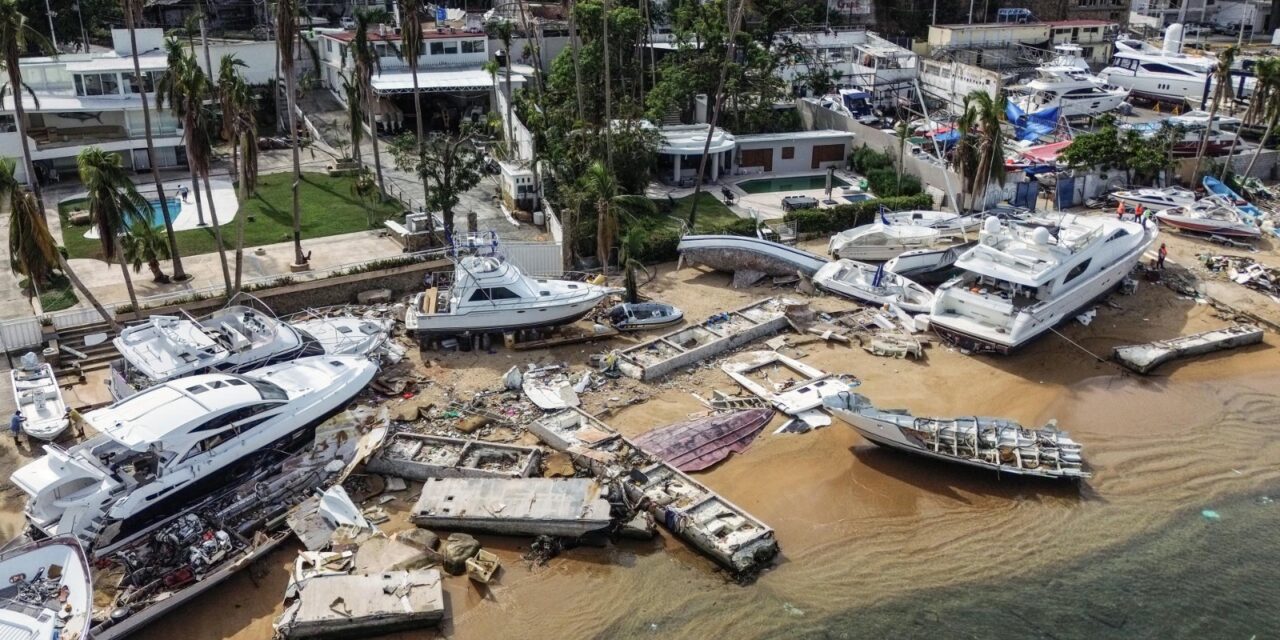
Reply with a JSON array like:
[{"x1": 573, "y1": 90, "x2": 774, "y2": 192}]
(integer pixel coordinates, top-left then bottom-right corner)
[
  {"x1": 1048, "y1": 19, "x2": 1116, "y2": 27},
  {"x1": 64, "y1": 55, "x2": 168, "y2": 73},
  {"x1": 322, "y1": 27, "x2": 484, "y2": 43},
  {"x1": 735, "y1": 130, "x2": 855, "y2": 144},
  {"x1": 934, "y1": 22, "x2": 1050, "y2": 29},
  {"x1": 1, "y1": 94, "x2": 154, "y2": 114},
  {"x1": 370, "y1": 69, "x2": 494, "y2": 93}
]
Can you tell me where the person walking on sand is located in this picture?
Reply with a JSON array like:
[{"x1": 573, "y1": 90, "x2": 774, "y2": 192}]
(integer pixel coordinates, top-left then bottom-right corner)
[
  {"x1": 1157, "y1": 243, "x2": 1168, "y2": 269},
  {"x1": 10, "y1": 410, "x2": 24, "y2": 445}
]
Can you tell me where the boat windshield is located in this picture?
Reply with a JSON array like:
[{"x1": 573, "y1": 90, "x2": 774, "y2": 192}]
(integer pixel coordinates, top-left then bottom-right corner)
[{"x1": 243, "y1": 377, "x2": 288, "y2": 401}]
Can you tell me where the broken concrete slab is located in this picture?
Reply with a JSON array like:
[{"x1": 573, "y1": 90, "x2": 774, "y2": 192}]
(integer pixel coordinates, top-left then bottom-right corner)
[
  {"x1": 275, "y1": 570, "x2": 445, "y2": 639},
  {"x1": 615, "y1": 298, "x2": 798, "y2": 381},
  {"x1": 1113, "y1": 324, "x2": 1264, "y2": 374},
  {"x1": 410, "y1": 477, "x2": 613, "y2": 538},
  {"x1": 625, "y1": 462, "x2": 779, "y2": 576},
  {"x1": 365, "y1": 433, "x2": 541, "y2": 481},
  {"x1": 353, "y1": 536, "x2": 437, "y2": 574}
]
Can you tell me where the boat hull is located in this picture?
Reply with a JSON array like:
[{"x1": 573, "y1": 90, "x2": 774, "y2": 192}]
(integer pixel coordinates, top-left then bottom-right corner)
[
  {"x1": 1155, "y1": 214, "x2": 1260, "y2": 238},
  {"x1": 409, "y1": 294, "x2": 607, "y2": 335}
]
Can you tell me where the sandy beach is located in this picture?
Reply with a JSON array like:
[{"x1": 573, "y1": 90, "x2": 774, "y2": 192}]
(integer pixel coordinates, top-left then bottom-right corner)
[{"x1": 2, "y1": 226, "x2": 1278, "y2": 640}]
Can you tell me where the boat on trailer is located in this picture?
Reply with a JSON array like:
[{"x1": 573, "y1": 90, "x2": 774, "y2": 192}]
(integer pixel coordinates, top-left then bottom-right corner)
[
  {"x1": 824, "y1": 392, "x2": 1090, "y2": 479},
  {"x1": 11, "y1": 352, "x2": 70, "y2": 441},
  {"x1": 1109, "y1": 186, "x2": 1199, "y2": 211},
  {"x1": 1155, "y1": 197, "x2": 1261, "y2": 238},
  {"x1": 813, "y1": 259, "x2": 935, "y2": 314}
]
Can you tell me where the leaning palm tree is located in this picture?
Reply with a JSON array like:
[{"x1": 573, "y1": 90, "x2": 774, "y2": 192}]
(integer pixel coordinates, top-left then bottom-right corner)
[
  {"x1": 0, "y1": 0, "x2": 49, "y2": 213},
  {"x1": 352, "y1": 9, "x2": 388, "y2": 198},
  {"x1": 218, "y1": 55, "x2": 249, "y2": 178},
  {"x1": 157, "y1": 38, "x2": 208, "y2": 228},
  {"x1": 78, "y1": 147, "x2": 149, "y2": 320},
  {"x1": 276, "y1": 0, "x2": 308, "y2": 268},
  {"x1": 495, "y1": 20, "x2": 515, "y2": 154},
  {"x1": 962, "y1": 90, "x2": 1007, "y2": 211},
  {"x1": 580, "y1": 161, "x2": 656, "y2": 270},
  {"x1": 120, "y1": 221, "x2": 172, "y2": 283},
  {"x1": 1243, "y1": 57, "x2": 1280, "y2": 178},
  {"x1": 397, "y1": 0, "x2": 430, "y2": 220},
  {"x1": 1192, "y1": 46, "x2": 1237, "y2": 184},
  {"x1": 120, "y1": 0, "x2": 187, "y2": 280}
]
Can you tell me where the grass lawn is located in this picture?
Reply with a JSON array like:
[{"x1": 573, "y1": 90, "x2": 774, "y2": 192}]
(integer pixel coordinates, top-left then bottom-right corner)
[
  {"x1": 19, "y1": 275, "x2": 78, "y2": 313},
  {"x1": 662, "y1": 192, "x2": 743, "y2": 233},
  {"x1": 59, "y1": 173, "x2": 405, "y2": 261}
]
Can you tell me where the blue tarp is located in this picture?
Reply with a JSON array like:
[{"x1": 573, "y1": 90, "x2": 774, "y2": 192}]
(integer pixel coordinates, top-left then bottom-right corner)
[
  {"x1": 934, "y1": 130, "x2": 961, "y2": 145},
  {"x1": 1006, "y1": 102, "x2": 1060, "y2": 142}
]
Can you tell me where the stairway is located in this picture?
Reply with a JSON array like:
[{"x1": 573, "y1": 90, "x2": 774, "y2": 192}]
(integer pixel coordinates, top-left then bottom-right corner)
[
  {"x1": 52, "y1": 321, "x2": 120, "y2": 379},
  {"x1": 661, "y1": 105, "x2": 683, "y2": 127}
]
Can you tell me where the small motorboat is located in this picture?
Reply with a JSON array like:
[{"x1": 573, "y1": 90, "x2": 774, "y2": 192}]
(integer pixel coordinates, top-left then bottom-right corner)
[
  {"x1": 828, "y1": 223, "x2": 947, "y2": 261},
  {"x1": 1203, "y1": 176, "x2": 1264, "y2": 217},
  {"x1": 879, "y1": 210, "x2": 983, "y2": 235},
  {"x1": 10, "y1": 352, "x2": 69, "y2": 441},
  {"x1": 813, "y1": 259, "x2": 935, "y2": 314},
  {"x1": 1155, "y1": 197, "x2": 1261, "y2": 238},
  {"x1": 1110, "y1": 186, "x2": 1198, "y2": 210},
  {"x1": 824, "y1": 392, "x2": 1089, "y2": 479},
  {"x1": 606, "y1": 302, "x2": 684, "y2": 331},
  {"x1": 885, "y1": 241, "x2": 976, "y2": 285}
]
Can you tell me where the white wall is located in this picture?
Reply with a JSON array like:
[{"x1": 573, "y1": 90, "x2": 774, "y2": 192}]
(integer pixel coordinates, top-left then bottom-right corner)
[
  {"x1": 735, "y1": 137, "x2": 852, "y2": 174},
  {"x1": 192, "y1": 41, "x2": 280, "y2": 85}
]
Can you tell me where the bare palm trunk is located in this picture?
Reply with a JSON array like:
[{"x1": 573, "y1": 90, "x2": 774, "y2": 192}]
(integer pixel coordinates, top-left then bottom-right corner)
[
  {"x1": 1192, "y1": 87, "x2": 1226, "y2": 184},
  {"x1": 187, "y1": 161, "x2": 206, "y2": 226},
  {"x1": 57, "y1": 255, "x2": 118, "y2": 331},
  {"x1": 201, "y1": 173, "x2": 232, "y2": 293},
  {"x1": 115, "y1": 238, "x2": 142, "y2": 321},
  {"x1": 409, "y1": 59, "x2": 431, "y2": 231},
  {"x1": 503, "y1": 43, "x2": 514, "y2": 157},
  {"x1": 126, "y1": 8, "x2": 187, "y2": 280},
  {"x1": 1244, "y1": 111, "x2": 1279, "y2": 177},
  {"x1": 569, "y1": 0, "x2": 584, "y2": 121},
  {"x1": 4, "y1": 64, "x2": 43, "y2": 215},
  {"x1": 233, "y1": 138, "x2": 248, "y2": 293},
  {"x1": 285, "y1": 63, "x2": 306, "y2": 267},
  {"x1": 147, "y1": 258, "x2": 166, "y2": 282},
  {"x1": 602, "y1": 0, "x2": 613, "y2": 169},
  {"x1": 689, "y1": 0, "x2": 743, "y2": 226},
  {"x1": 366, "y1": 83, "x2": 387, "y2": 199}
]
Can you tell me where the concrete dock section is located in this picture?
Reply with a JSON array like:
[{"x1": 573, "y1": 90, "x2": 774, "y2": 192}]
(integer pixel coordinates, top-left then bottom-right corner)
[
  {"x1": 365, "y1": 432, "x2": 541, "y2": 480},
  {"x1": 1113, "y1": 324, "x2": 1265, "y2": 374},
  {"x1": 410, "y1": 477, "x2": 613, "y2": 538},
  {"x1": 274, "y1": 569, "x2": 445, "y2": 639}
]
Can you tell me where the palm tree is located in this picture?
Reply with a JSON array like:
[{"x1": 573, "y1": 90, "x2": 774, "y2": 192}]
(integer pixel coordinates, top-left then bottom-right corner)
[
  {"x1": 599, "y1": 0, "x2": 611, "y2": 169},
  {"x1": 120, "y1": 0, "x2": 188, "y2": 281},
  {"x1": 568, "y1": 0, "x2": 585, "y2": 121},
  {"x1": 1192, "y1": 46, "x2": 1236, "y2": 184},
  {"x1": 0, "y1": 0, "x2": 49, "y2": 213},
  {"x1": 219, "y1": 56, "x2": 257, "y2": 294},
  {"x1": 962, "y1": 90, "x2": 1007, "y2": 211},
  {"x1": 895, "y1": 120, "x2": 910, "y2": 193},
  {"x1": 580, "y1": 160, "x2": 656, "y2": 270},
  {"x1": 218, "y1": 55, "x2": 249, "y2": 178},
  {"x1": 340, "y1": 73, "x2": 364, "y2": 167},
  {"x1": 120, "y1": 221, "x2": 172, "y2": 283},
  {"x1": 688, "y1": 0, "x2": 745, "y2": 226},
  {"x1": 276, "y1": 0, "x2": 308, "y2": 268},
  {"x1": 352, "y1": 9, "x2": 388, "y2": 198},
  {"x1": 78, "y1": 147, "x2": 149, "y2": 320},
  {"x1": 495, "y1": 20, "x2": 515, "y2": 154},
  {"x1": 1243, "y1": 57, "x2": 1280, "y2": 178},
  {"x1": 397, "y1": 0, "x2": 430, "y2": 223},
  {"x1": 157, "y1": 37, "x2": 207, "y2": 228}
]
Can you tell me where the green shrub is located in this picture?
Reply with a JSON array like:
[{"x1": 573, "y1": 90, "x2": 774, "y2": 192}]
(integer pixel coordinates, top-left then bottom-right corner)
[
  {"x1": 866, "y1": 168, "x2": 923, "y2": 198},
  {"x1": 783, "y1": 194, "x2": 935, "y2": 234},
  {"x1": 631, "y1": 226, "x2": 682, "y2": 263},
  {"x1": 705, "y1": 218, "x2": 759, "y2": 236},
  {"x1": 849, "y1": 145, "x2": 893, "y2": 173}
]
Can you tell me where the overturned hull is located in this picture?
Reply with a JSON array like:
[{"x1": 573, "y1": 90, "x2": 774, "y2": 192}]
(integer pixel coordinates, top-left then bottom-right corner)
[
  {"x1": 825, "y1": 392, "x2": 1089, "y2": 480},
  {"x1": 632, "y1": 409, "x2": 773, "y2": 472},
  {"x1": 678, "y1": 235, "x2": 829, "y2": 279},
  {"x1": 410, "y1": 477, "x2": 613, "y2": 538},
  {"x1": 625, "y1": 462, "x2": 779, "y2": 575},
  {"x1": 275, "y1": 570, "x2": 445, "y2": 639},
  {"x1": 1113, "y1": 324, "x2": 1264, "y2": 374}
]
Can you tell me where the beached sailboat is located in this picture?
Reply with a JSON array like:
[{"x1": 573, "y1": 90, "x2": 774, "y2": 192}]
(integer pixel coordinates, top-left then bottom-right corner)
[
  {"x1": 813, "y1": 259, "x2": 935, "y2": 314},
  {"x1": 12, "y1": 355, "x2": 379, "y2": 552},
  {"x1": 10, "y1": 352, "x2": 69, "y2": 440},
  {"x1": 824, "y1": 392, "x2": 1090, "y2": 479},
  {"x1": 405, "y1": 256, "x2": 615, "y2": 335}
]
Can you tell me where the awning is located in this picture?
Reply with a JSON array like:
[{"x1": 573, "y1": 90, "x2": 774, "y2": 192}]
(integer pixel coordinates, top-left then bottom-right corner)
[
  {"x1": 371, "y1": 69, "x2": 494, "y2": 95},
  {"x1": 1019, "y1": 140, "x2": 1072, "y2": 163}
]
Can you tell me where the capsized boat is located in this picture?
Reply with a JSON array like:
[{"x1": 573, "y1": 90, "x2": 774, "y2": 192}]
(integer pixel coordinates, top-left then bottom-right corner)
[
  {"x1": 1109, "y1": 186, "x2": 1198, "y2": 211},
  {"x1": 1155, "y1": 197, "x2": 1261, "y2": 238},
  {"x1": 814, "y1": 259, "x2": 935, "y2": 314},
  {"x1": 606, "y1": 302, "x2": 684, "y2": 331},
  {"x1": 11, "y1": 352, "x2": 69, "y2": 440},
  {"x1": 929, "y1": 215, "x2": 1157, "y2": 354},
  {"x1": 11, "y1": 355, "x2": 379, "y2": 552},
  {"x1": 824, "y1": 392, "x2": 1090, "y2": 479},
  {"x1": 885, "y1": 241, "x2": 976, "y2": 285},
  {"x1": 678, "y1": 234, "x2": 829, "y2": 278},
  {"x1": 405, "y1": 256, "x2": 615, "y2": 335},
  {"x1": 0, "y1": 537, "x2": 93, "y2": 639},
  {"x1": 828, "y1": 223, "x2": 945, "y2": 261},
  {"x1": 1203, "y1": 175, "x2": 1264, "y2": 217}
]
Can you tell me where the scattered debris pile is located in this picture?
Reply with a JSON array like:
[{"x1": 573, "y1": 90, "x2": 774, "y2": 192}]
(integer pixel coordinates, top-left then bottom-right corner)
[{"x1": 1201, "y1": 254, "x2": 1280, "y2": 300}]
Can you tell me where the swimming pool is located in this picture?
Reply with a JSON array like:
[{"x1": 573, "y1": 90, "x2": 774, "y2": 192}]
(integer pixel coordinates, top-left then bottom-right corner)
[
  {"x1": 134, "y1": 198, "x2": 181, "y2": 228},
  {"x1": 737, "y1": 175, "x2": 850, "y2": 194}
]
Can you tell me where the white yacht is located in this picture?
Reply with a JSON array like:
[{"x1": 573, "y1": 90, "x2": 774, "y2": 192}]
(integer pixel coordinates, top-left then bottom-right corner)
[
  {"x1": 929, "y1": 215, "x2": 1157, "y2": 353},
  {"x1": 814, "y1": 259, "x2": 935, "y2": 314},
  {"x1": 1009, "y1": 44, "x2": 1130, "y2": 118},
  {"x1": 1110, "y1": 186, "x2": 1199, "y2": 210},
  {"x1": 405, "y1": 256, "x2": 615, "y2": 335},
  {"x1": 829, "y1": 223, "x2": 954, "y2": 261},
  {"x1": 1099, "y1": 26, "x2": 1216, "y2": 103},
  {"x1": 11, "y1": 355, "x2": 378, "y2": 552},
  {"x1": 878, "y1": 210, "x2": 982, "y2": 235},
  {"x1": 0, "y1": 537, "x2": 92, "y2": 639},
  {"x1": 109, "y1": 305, "x2": 391, "y2": 399},
  {"x1": 1155, "y1": 197, "x2": 1261, "y2": 238},
  {"x1": 11, "y1": 352, "x2": 69, "y2": 441}
]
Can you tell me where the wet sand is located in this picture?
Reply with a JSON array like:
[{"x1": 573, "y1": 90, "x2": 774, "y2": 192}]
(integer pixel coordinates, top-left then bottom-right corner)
[{"x1": 8, "y1": 255, "x2": 1278, "y2": 640}]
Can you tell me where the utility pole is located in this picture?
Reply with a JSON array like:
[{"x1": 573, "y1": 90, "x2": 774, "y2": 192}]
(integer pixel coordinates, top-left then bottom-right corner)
[
  {"x1": 74, "y1": 2, "x2": 88, "y2": 51},
  {"x1": 43, "y1": 0, "x2": 58, "y2": 51}
]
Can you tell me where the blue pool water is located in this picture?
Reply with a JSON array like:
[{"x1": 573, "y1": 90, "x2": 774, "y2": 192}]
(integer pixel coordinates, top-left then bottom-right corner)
[
  {"x1": 136, "y1": 198, "x2": 181, "y2": 228},
  {"x1": 738, "y1": 175, "x2": 850, "y2": 194}
]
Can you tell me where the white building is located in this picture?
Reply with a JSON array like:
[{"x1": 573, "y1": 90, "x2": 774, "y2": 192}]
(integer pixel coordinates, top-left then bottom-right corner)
[
  {"x1": 0, "y1": 28, "x2": 279, "y2": 185},
  {"x1": 317, "y1": 24, "x2": 493, "y2": 133},
  {"x1": 775, "y1": 28, "x2": 918, "y2": 106},
  {"x1": 654, "y1": 123, "x2": 854, "y2": 184}
]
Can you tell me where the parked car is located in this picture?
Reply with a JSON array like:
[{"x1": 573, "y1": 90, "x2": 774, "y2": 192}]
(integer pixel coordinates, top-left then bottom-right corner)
[{"x1": 340, "y1": 16, "x2": 355, "y2": 30}]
